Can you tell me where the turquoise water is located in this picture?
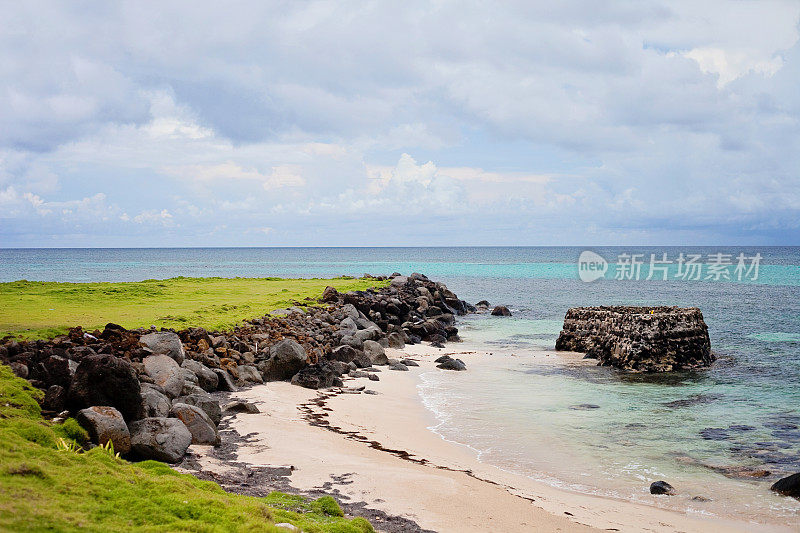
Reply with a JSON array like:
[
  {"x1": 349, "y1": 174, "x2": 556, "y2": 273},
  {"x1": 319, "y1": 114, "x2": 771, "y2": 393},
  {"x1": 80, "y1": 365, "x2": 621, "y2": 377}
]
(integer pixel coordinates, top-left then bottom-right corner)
[{"x1": 2, "y1": 247, "x2": 799, "y2": 524}]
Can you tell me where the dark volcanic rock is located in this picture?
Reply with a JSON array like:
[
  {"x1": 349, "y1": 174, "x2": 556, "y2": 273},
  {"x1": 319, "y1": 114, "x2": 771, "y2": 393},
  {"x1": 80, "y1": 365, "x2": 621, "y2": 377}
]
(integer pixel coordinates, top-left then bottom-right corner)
[
  {"x1": 261, "y1": 339, "x2": 307, "y2": 381},
  {"x1": 491, "y1": 305, "x2": 512, "y2": 316},
  {"x1": 129, "y1": 417, "x2": 191, "y2": 463},
  {"x1": 170, "y1": 403, "x2": 219, "y2": 445},
  {"x1": 68, "y1": 354, "x2": 142, "y2": 421},
  {"x1": 771, "y1": 472, "x2": 800, "y2": 497},
  {"x1": 76, "y1": 405, "x2": 131, "y2": 454},
  {"x1": 436, "y1": 355, "x2": 466, "y2": 371},
  {"x1": 650, "y1": 480, "x2": 676, "y2": 495},
  {"x1": 290, "y1": 362, "x2": 342, "y2": 390},
  {"x1": 555, "y1": 306, "x2": 713, "y2": 372},
  {"x1": 140, "y1": 331, "x2": 185, "y2": 364}
]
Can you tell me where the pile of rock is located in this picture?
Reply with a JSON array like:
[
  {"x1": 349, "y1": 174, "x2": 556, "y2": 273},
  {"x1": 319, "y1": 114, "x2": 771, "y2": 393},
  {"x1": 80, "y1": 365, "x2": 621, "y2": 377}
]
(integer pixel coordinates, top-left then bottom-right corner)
[
  {"x1": 0, "y1": 273, "x2": 475, "y2": 463},
  {"x1": 555, "y1": 306, "x2": 713, "y2": 372}
]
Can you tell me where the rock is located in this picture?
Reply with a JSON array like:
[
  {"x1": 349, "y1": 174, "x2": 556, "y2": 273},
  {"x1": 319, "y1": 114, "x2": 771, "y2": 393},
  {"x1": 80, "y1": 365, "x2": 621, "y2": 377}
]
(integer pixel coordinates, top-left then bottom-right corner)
[
  {"x1": 9, "y1": 362, "x2": 28, "y2": 379},
  {"x1": 691, "y1": 495, "x2": 712, "y2": 502},
  {"x1": 223, "y1": 400, "x2": 260, "y2": 414},
  {"x1": 555, "y1": 306, "x2": 713, "y2": 372},
  {"x1": 275, "y1": 523, "x2": 300, "y2": 531},
  {"x1": 237, "y1": 364, "x2": 263, "y2": 384},
  {"x1": 330, "y1": 345, "x2": 360, "y2": 363},
  {"x1": 321, "y1": 286, "x2": 340, "y2": 302},
  {"x1": 771, "y1": 472, "x2": 800, "y2": 497},
  {"x1": 569, "y1": 404, "x2": 600, "y2": 410},
  {"x1": 368, "y1": 373, "x2": 380, "y2": 381},
  {"x1": 401, "y1": 359, "x2": 419, "y2": 367},
  {"x1": 390, "y1": 276, "x2": 409, "y2": 287},
  {"x1": 476, "y1": 300, "x2": 490, "y2": 308},
  {"x1": 169, "y1": 403, "x2": 219, "y2": 445},
  {"x1": 650, "y1": 481, "x2": 676, "y2": 495},
  {"x1": 349, "y1": 371, "x2": 369, "y2": 378},
  {"x1": 140, "y1": 384, "x2": 171, "y2": 418},
  {"x1": 363, "y1": 340, "x2": 388, "y2": 365},
  {"x1": 387, "y1": 332, "x2": 405, "y2": 349},
  {"x1": 389, "y1": 363, "x2": 409, "y2": 371},
  {"x1": 491, "y1": 305, "x2": 512, "y2": 316},
  {"x1": 436, "y1": 355, "x2": 466, "y2": 371},
  {"x1": 262, "y1": 339, "x2": 307, "y2": 381},
  {"x1": 68, "y1": 354, "x2": 142, "y2": 421},
  {"x1": 140, "y1": 331, "x2": 185, "y2": 364},
  {"x1": 175, "y1": 393, "x2": 222, "y2": 425},
  {"x1": 339, "y1": 317, "x2": 358, "y2": 336},
  {"x1": 143, "y1": 355, "x2": 184, "y2": 399},
  {"x1": 129, "y1": 417, "x2": 192, "y2": 463},
  {"x1": 291, "y1": 362, "x2": 342, "y2": 390},
  {"x1": 181, "y1": 359, "x2": 218, "y2": 392},
  {"x1": 212, "y1": 368, "x2": 237, "y2": 392},
  {"x1": 76, "y1": 406, "x2": 131, "y2": 454},
  {"x1": 43, "y1": 385, "x2": 67, "y2": 412},
  {"x1": 41, "y1": 355, "x2": 73, "y2": 388}
]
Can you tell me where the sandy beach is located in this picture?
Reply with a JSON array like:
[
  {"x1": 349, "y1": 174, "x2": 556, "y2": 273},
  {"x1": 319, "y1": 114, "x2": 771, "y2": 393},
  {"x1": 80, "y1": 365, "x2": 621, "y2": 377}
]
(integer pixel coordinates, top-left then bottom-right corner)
[{"x1": 186, "y1": 345, "x2": 784, "y2": 533}]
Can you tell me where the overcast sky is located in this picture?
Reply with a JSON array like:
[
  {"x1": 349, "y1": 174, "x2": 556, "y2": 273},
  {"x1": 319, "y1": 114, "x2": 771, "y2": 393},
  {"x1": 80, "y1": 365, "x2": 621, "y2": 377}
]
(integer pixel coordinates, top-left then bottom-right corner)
[{"x1": 1, "y1": 1, "x2": 799, "y2": 247}]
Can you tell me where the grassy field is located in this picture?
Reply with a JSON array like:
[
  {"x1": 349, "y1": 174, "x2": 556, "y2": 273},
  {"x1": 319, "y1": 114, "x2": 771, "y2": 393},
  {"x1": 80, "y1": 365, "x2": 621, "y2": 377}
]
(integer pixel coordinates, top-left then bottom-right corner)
[
  {"x1": 0, "y1": 276, "x2": 385, "y2": 340},
  {"x1": 0, "y1": 365, "x2": 374, "y2": 532}
]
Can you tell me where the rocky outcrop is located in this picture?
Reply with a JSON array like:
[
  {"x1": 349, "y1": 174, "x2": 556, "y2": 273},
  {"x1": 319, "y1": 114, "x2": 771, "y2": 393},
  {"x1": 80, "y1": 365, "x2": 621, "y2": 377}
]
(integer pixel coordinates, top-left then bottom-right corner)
[
  {"x1": 140, "y1": 331, "x2": 185, "y2": 364},
  {"x1": 169, "y1": 403, "x2": 219, "y2": 446},
  {"x1": 555, "y1": 306, "x2": 713, "y2": 372}
]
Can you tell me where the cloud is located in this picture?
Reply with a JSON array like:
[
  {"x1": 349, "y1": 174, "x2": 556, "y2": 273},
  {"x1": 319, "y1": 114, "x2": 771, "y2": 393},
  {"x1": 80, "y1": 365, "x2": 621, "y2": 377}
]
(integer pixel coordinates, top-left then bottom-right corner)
[{"x1": 0, "y1": 1, "x2": 799, "y2": 246}]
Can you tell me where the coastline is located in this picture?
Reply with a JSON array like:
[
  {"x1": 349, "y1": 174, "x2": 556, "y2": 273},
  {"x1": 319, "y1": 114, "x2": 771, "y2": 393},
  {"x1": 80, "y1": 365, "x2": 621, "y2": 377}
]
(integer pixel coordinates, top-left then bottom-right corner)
[{"x1": 186, "y1": 345, "x2": 780, "y2": 533}]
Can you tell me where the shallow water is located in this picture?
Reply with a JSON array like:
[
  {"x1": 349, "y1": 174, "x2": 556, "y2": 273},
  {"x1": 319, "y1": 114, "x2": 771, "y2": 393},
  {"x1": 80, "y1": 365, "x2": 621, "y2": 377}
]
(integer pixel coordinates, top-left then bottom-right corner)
[{"x1": 2, "y1": 246, "x2": 799, "y2": 525}]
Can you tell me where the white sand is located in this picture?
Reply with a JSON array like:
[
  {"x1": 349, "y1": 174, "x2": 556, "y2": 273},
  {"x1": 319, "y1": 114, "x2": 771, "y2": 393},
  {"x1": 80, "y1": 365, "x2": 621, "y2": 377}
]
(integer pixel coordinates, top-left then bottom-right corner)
[{"x1": 193, "y1": 346, "x2": 788, "y2": 533}]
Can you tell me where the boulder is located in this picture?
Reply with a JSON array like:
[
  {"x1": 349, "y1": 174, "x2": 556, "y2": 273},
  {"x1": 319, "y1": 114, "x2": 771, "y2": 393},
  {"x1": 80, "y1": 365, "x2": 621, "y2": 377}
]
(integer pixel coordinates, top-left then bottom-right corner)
[
  {"x1": 389, "y1": 363, "x2": 409, "y2": 371},
  {"x1": 224, "y1": 400, "x2": 260, "y2": 414},
  {"x1": 68, "y1": 354, "x2": 142, "y2": 421},
  {"x1": 143, "y1": 354, "x2": 184, "y2": 398},
  {"x1": 491, "y1": 305, "x2": 512, "y2": 317},
  {"x1": 237, "y1": 364, "x2": 263, "y2": 384},
  {"x1": 330, "y1": 345, "x2": 360, "y2": 363},
  {"x1": 363, "y1": 340, "x2": 388, "y2": 365},
  {"x1": 174, "y1": 393, "x2": 222, "y2": 425},
  {"x1": 401, "y1": 359, "x2": 419, "y2": 367},
  {"x1": 387, "y1": 332, "x2": 405, "y2": 349},
  {"x1": 129, "y1": 417, "x2": 192, "y2": 463},
  {"x1": 291, "y1": 362, "x2": 342, "y2": 390},
  {"x1": 650, "y1": 480, "x2": 676, "y2": 495},
  {"x1": 140, "y1": 331, "x2": 185, "y2": 364},
  {"x1": 43, "y1": 385, "x2": 67, "y2": 412},
  {"x1": 321, "y1": 286, "x2": 340, "y2": 302},
  {"x1": 212, "y1": 368, "x2": 237, "y2": 392},
  {"x1": 76, "y1": 406, "x2": 131, "y2": 455},
  {"x1": 140, "y1": 383, "x2": 171, "y2": 418},
  {"x1": 771, "y1": 472, "x2": 800, "y2": 497},
  {"x1": 169, "y1": 403, "x2": 219, "y2": 445},
  {"x1": 261, "y1": 339, "x2": 307, "y2": 381},
  {"x1": 339, "y1": 317, "x2": 358, "y2": 336},
  {"x1": 181, "y1": 359, "x2": 218, "y2": 392},
  {"x1": 436, "y1": 355, "x2": 466, "y2": 371}
]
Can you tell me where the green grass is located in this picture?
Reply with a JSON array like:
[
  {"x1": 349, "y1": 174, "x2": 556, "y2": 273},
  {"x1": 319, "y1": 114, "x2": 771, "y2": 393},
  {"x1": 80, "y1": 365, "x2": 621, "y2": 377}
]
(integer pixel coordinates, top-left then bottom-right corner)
[
  {"x1": 0, "y1": 365, "x2": 374, "y2": 532},
  {"x1": 0, "y1": 276, "x2": 386, "y2": 340}
]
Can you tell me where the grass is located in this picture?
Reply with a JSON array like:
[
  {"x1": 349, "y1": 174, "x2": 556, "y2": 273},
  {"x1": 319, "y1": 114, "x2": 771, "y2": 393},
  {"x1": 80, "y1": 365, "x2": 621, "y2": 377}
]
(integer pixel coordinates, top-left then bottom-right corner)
[
  {"x1": 0, "y1": 364, "x2": 374, "y2": 532},
  {"x1": 0, "y1": 276, "x2": 386, "y2": 340}
]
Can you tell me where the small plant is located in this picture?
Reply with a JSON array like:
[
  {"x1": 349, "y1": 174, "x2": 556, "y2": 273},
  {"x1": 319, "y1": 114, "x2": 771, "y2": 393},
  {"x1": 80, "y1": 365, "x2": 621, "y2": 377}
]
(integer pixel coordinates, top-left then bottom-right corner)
[
  {"x1": 311, "y1": 496, "x2": 344, "y2": 517},
  {"x1": 55, "y1": 437, "x2": 81, "y2": 453},
  {"x1": 98, "y1": 439, "x2": 121, "y2": 459}
]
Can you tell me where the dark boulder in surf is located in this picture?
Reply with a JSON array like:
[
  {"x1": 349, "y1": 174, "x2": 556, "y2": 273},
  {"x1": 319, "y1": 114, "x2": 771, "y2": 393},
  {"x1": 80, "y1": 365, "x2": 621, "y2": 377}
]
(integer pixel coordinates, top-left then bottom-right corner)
[
  {"x1": 771, "y1": 472, "x2": 800, "y2": 497},
  {"x1": 649, "y1": 480, "x2": 676, "y2": 495}
]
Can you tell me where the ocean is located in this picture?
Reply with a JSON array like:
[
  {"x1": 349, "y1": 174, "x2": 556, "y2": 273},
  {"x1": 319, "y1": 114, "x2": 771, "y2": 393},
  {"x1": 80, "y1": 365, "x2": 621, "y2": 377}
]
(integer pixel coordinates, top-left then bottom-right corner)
[{"x1": 2, "y1": 246, "x2": 799, "y2": 525}]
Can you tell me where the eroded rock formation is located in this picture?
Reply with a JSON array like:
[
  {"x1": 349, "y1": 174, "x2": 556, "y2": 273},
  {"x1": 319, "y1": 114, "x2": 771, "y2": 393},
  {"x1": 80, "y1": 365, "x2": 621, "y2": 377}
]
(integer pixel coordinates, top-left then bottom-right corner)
[{"x1": 555, "y1": 306, "x2": 713, "y2": 372}]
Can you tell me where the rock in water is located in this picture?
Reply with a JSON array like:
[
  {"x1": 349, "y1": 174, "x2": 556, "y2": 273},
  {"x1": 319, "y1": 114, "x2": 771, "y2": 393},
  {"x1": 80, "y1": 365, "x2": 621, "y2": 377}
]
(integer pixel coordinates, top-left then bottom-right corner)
[
  {"x1": 491, "y1": 305, "x2": 512, "y2": 316},
  {"x1": 555, "y1": 306, "x2": 713, "y2": 372},
  {"x1": 771, "y1": 472, "x2": 800, "y2": 497},
  {"x1": 140, "y1": 331, "x2": 186, "y2": 364},
  {"x1": 169, "y1": 403, "x2": 219, "y2": 445},
  {"x1": 68, "y1": 354, "x2": 142, "y2": 421},
  {"x1": 650, "y1": 480, "x2": 676, "y2": 495},
  {"x1": 143, "y1": 354, "x2": 184, "y2": 398},
  {"x1": 76, "y1": 406, "x2": 131, "y2": 454},
  {"x1": 129, "y1": 417, "x2": 192, "y2": 463},
  {"x1": 436, "y1": 355, "x2": 467, "y2": 371}
]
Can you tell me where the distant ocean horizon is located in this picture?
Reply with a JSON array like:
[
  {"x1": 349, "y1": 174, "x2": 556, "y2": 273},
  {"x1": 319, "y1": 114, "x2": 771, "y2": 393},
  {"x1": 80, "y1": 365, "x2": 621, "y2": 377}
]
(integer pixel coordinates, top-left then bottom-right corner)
[{"x1": 2, "y1": 246, "x2": 800, "y2": 525}]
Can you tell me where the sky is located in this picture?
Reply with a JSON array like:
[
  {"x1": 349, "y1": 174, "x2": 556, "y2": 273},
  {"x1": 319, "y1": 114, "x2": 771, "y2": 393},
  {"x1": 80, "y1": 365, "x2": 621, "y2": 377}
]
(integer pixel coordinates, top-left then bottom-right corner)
[{"x1": 1, "y1": 1, "x2": 799, "y2": 247}]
